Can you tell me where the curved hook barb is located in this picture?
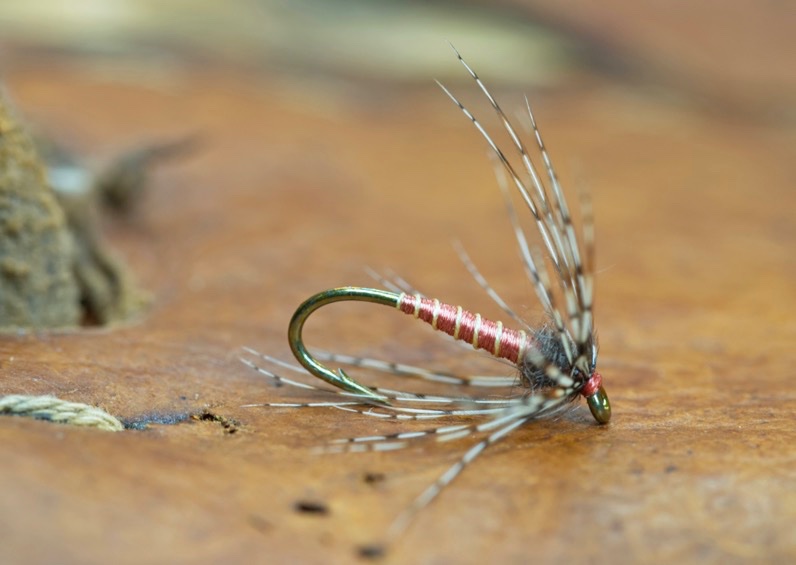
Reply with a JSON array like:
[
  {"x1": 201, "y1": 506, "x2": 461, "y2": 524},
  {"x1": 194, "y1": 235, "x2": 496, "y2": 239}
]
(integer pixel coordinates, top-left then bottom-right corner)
[{"x1": 288, "y1": 287, "x2": 402, "y2": 404}]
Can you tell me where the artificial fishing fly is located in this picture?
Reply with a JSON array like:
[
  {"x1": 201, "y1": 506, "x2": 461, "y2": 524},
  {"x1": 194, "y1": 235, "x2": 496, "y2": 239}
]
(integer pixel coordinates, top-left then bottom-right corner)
[{"x1": 242, "y1": 44, "x2": 611, "y2": 546}]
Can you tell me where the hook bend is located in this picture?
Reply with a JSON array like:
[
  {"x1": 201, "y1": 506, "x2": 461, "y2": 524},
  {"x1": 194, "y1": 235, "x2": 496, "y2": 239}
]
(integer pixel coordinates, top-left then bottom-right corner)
[{"x1": 288, "y1": 287, "x2": 401, "y2": 403}]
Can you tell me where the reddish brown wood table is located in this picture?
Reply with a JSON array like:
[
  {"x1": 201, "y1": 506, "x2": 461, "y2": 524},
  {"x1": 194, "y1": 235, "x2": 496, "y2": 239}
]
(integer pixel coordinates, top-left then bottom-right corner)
[{"x1": 1, "y1": 49, "x2": 793, "y2": 564}]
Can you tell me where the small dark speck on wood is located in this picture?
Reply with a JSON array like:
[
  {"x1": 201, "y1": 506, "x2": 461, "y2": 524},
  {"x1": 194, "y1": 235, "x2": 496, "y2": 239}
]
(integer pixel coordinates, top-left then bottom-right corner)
[
  {"x1": 363, "y1": 472, "x2": 386, "y2": 485},
  {"x1": 358, "y1": 544, "x2": 386, "y2": 560},
  {"x1": 293, "y1": 500, "x2": 329, "y2": 515}
]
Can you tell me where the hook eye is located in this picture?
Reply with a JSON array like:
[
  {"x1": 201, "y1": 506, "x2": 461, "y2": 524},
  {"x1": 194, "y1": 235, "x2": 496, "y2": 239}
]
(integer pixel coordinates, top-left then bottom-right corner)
[{"x1": 586, "y1": 385, "x2": 611, "y2": 424}]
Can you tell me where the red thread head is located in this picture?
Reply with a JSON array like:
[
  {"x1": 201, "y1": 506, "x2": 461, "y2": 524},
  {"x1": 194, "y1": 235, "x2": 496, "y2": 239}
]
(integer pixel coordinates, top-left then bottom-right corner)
[{"x1": 580, "y1": 371, "x2": 602, "y2": 397}]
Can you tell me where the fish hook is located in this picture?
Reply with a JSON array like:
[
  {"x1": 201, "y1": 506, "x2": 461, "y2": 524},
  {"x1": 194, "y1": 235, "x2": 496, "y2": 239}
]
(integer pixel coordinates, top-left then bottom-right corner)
[{"x1": 288, "y1": 287, "x2": 400, "y2": 404}]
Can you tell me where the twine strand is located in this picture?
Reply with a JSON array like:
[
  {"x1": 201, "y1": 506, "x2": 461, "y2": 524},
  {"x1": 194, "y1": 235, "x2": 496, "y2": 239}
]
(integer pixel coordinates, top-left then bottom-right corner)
[{"x1": 0, "y1": 394, "x2": 123, "y2": 431}]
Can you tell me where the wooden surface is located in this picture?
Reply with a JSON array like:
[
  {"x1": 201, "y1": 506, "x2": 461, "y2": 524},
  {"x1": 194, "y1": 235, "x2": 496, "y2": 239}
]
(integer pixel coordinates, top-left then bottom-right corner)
[{"x1": 1, "y1": 36, "x2": 795, "y2": 565}]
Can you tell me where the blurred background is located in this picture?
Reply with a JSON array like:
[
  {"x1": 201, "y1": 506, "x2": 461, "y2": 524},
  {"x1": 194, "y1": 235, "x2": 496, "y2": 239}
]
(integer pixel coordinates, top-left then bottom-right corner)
[{"x1": 1, "y1": 0, "x2": 793, "y2": 122}]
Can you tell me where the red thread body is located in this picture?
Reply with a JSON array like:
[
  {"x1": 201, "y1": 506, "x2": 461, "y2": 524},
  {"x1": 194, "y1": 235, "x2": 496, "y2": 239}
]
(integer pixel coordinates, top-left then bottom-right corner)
[
  {"x1": 397, "y1": 294, "x2": 528, "y2": 364},
  {"x1": 580, "y1": 372, "x2": 602, "y2": 397}
]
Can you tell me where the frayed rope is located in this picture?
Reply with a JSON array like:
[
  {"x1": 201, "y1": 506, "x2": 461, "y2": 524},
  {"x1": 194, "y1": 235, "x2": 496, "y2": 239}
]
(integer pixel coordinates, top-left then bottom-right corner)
[{"x1": 0, "y1": 394, "x2": 123, "y2": 431}]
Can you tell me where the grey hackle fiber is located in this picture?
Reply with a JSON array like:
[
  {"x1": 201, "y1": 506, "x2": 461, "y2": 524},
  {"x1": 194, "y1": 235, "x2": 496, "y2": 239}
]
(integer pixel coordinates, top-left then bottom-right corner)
[{"x1": 0, "y1": 394, "x2": 123, "y2": 431}]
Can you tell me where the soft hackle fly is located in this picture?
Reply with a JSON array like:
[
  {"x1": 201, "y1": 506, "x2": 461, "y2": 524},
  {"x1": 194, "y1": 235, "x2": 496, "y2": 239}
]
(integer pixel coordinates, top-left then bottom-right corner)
[{"x1": 242, "y1": 45, "x2": 610, "y2": 543}]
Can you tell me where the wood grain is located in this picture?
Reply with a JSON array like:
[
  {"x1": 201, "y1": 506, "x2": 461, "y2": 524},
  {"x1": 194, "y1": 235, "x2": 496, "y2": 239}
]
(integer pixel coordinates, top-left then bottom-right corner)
[{"x1": 0, "y1": 48, "x2": 793, "y2": 565}]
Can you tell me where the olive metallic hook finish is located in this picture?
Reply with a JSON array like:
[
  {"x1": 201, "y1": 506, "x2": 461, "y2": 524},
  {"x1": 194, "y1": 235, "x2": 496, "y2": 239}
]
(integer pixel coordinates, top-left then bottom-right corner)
[
  {"x1": 287, "y1": 286, "x2": 611, "y2": 424},
  {"x1": 288, "y1": 287, "x2": 400, "y2": 404}
]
